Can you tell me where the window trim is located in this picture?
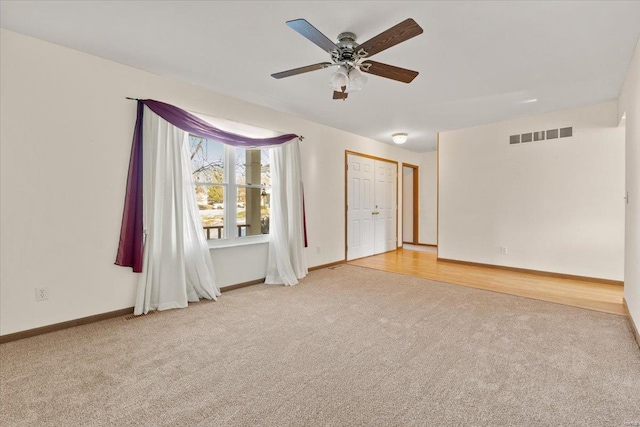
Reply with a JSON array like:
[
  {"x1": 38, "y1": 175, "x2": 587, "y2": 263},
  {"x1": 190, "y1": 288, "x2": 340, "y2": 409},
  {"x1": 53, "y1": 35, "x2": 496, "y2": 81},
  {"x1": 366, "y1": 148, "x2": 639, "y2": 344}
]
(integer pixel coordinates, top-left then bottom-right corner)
[{"x1": 207, "y1": 233, "x2": 269, "y2": 249}]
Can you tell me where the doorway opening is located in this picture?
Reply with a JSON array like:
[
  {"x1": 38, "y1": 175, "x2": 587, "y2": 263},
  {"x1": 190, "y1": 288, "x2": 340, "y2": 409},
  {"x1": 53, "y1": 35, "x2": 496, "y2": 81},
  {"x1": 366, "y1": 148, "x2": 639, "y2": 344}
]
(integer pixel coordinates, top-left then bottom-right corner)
[{"x1": 402, "y1": 163, "x2": 419, "y2": 245}]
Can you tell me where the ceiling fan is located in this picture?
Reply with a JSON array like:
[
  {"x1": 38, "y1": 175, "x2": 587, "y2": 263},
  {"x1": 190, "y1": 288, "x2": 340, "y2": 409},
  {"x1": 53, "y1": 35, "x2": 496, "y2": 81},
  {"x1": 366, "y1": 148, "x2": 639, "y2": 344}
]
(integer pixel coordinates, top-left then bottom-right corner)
[{"x1": 271, "y1": 18, "x2": 423, "y2": 100}]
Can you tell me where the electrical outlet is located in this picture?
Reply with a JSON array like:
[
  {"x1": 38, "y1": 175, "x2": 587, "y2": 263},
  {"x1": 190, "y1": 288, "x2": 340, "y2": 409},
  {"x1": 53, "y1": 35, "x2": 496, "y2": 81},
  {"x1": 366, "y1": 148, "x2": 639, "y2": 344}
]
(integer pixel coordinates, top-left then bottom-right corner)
[
  {"x1": 500, "y1": 246, "x2": 508, "y2": 255},
  {"x1": 35, "y1": 287, "x2": 49, "y2": 301},
  {"x1": 316, "y1": 246, "x2": 322, "y2": 254}
]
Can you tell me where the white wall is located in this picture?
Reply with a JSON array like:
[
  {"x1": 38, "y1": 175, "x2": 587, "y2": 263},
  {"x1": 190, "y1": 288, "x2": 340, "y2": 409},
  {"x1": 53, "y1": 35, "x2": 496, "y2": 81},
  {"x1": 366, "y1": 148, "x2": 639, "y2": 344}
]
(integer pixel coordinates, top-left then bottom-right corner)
[
  {"x1": 0, "y1": 30, "x2": 437, "y2": 335},
  {"x1": 618, "y1": 38, "x2": 640, "y2": 329},
  {"x1": 418, "y1": 152, "x2": 438, "y2": 245},
  {"x1": 439, "y1": 102, "x2": 625, "y2": 280}
]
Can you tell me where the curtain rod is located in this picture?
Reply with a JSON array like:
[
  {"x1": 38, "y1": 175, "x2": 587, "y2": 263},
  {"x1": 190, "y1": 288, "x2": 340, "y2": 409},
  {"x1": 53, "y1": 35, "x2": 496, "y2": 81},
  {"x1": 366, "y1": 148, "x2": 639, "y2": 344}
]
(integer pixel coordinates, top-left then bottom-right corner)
[{"x1": 125, "y1": 97, "x2": 304, "y2": 141}]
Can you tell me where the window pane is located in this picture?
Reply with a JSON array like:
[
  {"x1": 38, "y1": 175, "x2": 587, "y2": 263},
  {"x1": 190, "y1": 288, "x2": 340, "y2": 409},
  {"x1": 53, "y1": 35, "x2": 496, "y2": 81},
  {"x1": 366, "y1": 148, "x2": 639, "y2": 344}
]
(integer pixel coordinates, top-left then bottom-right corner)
[
  {"x1": 235, "y1": 147, "x2": 270, "y2": 187},
  {"x1": 197, "y1": 185, "x2": 224, "y2": 240},
  {"x1": 236, "y1": 187, "x2": 269, "y2": 237},
  {"x1": 190, "y1": 135, "x2": 225, "y2": 184}
]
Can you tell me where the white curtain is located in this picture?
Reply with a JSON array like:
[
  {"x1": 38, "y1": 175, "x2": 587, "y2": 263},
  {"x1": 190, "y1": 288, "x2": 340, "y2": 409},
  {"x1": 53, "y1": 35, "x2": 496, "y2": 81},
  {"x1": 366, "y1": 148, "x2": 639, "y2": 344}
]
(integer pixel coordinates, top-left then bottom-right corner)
[
  {"x1": 135, "y1": 107, "x2": 220, "y2": 315},
  {"x1": 265, "y1": 139, "x2": 308, "y2": 285}
]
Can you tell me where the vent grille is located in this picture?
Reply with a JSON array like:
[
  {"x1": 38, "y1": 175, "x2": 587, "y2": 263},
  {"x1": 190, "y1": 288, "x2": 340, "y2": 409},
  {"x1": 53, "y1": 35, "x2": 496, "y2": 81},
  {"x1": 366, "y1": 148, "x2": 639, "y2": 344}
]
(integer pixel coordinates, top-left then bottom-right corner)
[
  {"x1": 560, "y1": 127, "x2": 572, "y2": 138},
  {"x1": 510, "y1": 127, "x2": 572, "y2": 145}
]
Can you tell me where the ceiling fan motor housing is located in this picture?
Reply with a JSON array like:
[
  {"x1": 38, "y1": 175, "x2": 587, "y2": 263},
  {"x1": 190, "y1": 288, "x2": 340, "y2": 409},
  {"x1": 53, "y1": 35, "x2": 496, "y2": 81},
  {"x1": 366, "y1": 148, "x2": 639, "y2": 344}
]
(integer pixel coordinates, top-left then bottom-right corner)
[{"x1": 335, "y1": 32, "x2": 360, "y2": 63}]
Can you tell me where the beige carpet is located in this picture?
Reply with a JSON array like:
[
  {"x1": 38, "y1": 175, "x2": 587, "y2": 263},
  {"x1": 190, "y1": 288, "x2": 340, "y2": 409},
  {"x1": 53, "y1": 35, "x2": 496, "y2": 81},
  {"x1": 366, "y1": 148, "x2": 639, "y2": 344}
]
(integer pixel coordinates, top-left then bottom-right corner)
[{"x1": 1, "y1": 265, "x2": 639, "y2": 426}]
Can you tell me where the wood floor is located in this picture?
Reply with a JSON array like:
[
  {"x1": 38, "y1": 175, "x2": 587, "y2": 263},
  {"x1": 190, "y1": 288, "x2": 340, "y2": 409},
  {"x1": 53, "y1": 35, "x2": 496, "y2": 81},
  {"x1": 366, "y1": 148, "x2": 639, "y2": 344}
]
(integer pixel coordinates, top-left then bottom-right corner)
[{"x1": 348, "y1": 248, "x2": 625, "y2": 315}]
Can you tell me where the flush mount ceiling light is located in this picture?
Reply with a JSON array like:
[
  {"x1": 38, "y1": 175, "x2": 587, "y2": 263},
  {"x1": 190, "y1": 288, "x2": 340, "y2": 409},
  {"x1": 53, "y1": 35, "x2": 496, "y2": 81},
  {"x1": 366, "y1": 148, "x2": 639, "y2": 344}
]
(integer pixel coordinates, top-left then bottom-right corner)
[
  {"x1": 522, "y1": 98, "x2": 538, "y2": 104},
  {"x1": 392, "y1": 133, "x2": 408, "y2": 144}
]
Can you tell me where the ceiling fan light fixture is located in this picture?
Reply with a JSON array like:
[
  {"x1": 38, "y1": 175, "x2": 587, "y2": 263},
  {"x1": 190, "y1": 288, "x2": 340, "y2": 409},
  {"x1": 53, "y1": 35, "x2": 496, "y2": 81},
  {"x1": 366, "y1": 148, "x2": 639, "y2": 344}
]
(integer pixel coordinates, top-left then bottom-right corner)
[
  {"x1": 330, "y1": 65, "x2": 349, "y2": 90},
  {"x1": 392, "y1": 133, "x2": 408, "y2": 144},
  {"x1": 347, "y1": 67, "x2": 368, "y2": 92}
]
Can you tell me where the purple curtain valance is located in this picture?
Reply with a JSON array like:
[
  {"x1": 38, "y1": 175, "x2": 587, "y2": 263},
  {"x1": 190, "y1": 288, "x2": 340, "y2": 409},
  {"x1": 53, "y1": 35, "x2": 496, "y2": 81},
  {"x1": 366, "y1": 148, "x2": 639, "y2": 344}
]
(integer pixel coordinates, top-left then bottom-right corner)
[
  {"x1": 141, "y1": 99, "x2": 299, "y2": 147},
  {"x1": 116, "y1": 99, "x2": 300, "y2": 272}
]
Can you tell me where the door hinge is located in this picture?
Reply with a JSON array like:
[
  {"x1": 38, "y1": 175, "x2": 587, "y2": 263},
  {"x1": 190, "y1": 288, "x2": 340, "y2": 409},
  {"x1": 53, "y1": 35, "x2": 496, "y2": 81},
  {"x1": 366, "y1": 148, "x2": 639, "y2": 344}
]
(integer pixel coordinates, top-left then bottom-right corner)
[{"x1": 624, "y1": 191, "x2": 629, "y2": 204}]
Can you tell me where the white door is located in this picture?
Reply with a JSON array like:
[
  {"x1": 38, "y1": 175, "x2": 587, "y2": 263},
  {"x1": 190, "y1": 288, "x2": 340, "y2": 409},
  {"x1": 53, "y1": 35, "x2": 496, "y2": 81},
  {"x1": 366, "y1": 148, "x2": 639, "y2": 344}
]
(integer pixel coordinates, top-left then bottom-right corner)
[
  {"x1": 347, "y1": 154, "x2": 397, "y2": 261},
  {"x1": 347, "y1": 154, "x2": 375, "y2": 260},
  {"x1": 374, "y1": 160, "x2": 397, "y2": 254}
]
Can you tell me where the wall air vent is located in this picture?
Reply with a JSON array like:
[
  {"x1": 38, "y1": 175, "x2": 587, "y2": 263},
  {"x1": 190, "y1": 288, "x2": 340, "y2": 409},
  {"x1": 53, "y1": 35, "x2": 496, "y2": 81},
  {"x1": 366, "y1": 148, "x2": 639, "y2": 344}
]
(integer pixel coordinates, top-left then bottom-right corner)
[
  {"x1": 510, "y1": 127, "x2": 573, "y2": 145},
  {"x1": 560, "y1": 127, "x2": 573, "y2": 138}
]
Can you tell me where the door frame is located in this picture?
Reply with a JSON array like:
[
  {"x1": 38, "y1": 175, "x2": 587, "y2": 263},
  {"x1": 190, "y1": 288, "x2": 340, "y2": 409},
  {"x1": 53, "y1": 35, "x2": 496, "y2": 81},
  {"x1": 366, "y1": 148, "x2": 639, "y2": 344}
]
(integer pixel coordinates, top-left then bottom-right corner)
[
  {"x1": 402, "y1": 163, "x2": 419, "y2": 245},
  {"x1": 345, "y1": 150, "x2": 399, "y2": 261}
]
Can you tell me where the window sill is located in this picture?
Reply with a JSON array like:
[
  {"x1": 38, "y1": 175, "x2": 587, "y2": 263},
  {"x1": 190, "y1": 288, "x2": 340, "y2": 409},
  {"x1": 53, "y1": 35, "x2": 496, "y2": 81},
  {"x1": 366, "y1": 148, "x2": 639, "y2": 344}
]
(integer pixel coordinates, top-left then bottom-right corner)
[{"x1": 207, "y1": 235, "x2": 270, "y2": 250}]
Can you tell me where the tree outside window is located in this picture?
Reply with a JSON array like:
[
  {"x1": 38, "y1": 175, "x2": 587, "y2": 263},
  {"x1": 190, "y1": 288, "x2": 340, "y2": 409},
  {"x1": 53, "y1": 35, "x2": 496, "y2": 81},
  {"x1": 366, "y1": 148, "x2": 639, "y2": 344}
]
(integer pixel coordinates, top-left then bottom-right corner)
[{"x1": 190, "y1": 135, "x2": 270, "y2": 240}]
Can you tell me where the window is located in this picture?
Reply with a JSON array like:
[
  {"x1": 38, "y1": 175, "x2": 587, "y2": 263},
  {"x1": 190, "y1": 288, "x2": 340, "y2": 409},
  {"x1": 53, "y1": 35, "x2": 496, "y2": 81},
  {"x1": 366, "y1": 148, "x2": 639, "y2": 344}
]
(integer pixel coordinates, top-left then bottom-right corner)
[{"x1": 190, "y1": 135, "x2": 271, "y2": 241}]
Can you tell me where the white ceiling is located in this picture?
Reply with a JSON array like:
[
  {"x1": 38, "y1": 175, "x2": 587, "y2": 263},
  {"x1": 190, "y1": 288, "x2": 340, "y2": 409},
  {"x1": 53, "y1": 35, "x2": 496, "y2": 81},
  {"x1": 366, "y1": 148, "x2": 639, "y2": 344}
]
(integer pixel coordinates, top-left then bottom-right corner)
[{"x1": 2, "y1": 1, "x2": 639, "y2": 152}]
